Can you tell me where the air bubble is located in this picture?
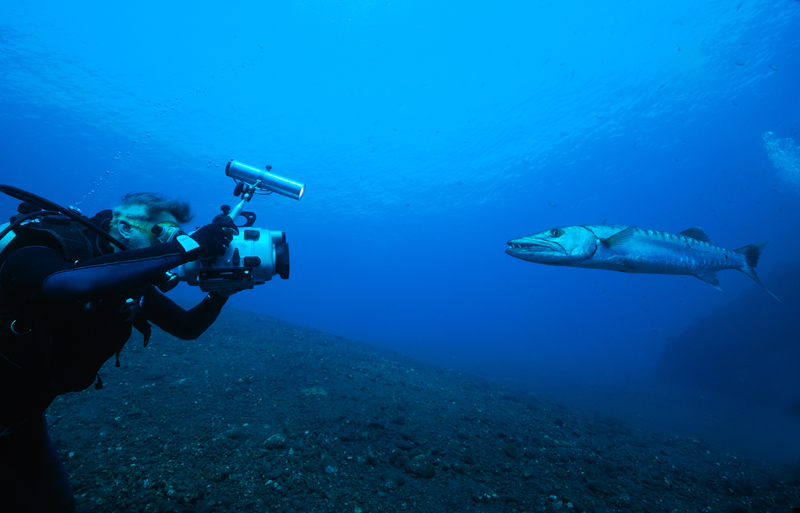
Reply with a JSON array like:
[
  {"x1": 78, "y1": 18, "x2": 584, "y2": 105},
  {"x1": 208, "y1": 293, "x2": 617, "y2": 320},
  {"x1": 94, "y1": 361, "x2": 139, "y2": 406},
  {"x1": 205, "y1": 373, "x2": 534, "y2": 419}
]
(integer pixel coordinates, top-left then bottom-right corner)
[{"x1": 764, "y1": 132, "x2": 800, "y2": 191}]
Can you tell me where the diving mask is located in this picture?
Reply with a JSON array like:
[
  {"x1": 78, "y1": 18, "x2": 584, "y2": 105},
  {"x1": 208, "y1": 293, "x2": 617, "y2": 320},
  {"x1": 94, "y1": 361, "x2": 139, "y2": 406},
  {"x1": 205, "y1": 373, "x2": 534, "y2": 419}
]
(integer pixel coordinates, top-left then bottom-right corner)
[{"x1": 119, "y1": 215, "x2": 182, "y2": 244}]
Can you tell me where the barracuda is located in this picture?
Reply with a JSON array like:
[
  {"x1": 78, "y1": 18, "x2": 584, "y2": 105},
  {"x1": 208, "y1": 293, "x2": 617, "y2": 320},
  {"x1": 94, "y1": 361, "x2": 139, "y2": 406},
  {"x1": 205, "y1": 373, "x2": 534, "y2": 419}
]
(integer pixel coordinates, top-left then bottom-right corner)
[{"x1": 505, "y1": 224, "x2": 779, "y2": 301}]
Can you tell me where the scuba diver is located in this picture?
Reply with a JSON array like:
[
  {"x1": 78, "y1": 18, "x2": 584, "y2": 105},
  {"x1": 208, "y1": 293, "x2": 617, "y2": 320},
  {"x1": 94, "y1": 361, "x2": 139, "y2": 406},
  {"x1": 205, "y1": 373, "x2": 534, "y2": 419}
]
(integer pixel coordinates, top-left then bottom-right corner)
[{"x1": 0, "y1": 189, "x2": 241, "y2": 512}]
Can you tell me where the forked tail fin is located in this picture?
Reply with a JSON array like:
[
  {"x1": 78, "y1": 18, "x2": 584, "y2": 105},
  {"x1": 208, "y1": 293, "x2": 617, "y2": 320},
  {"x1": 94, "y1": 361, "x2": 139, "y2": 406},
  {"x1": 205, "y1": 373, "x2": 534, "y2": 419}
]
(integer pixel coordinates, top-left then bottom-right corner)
[{"x1": 735, "y1": 242, "x2": 780, "y2": 302}]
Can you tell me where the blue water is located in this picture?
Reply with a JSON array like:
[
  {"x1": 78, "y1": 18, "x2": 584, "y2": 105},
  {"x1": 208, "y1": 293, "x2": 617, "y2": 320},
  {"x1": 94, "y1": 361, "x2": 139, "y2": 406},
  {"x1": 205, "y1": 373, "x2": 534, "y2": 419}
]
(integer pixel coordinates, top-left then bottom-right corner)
[{"x1": 2, "y1": 0, "x2": 800, "y2": 461}]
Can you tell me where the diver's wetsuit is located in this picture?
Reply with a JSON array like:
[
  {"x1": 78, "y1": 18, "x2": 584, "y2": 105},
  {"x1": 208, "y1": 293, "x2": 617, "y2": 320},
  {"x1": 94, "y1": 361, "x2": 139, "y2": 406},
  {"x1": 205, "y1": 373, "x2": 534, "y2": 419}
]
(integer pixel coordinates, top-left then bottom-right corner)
[{"x1": 0, "y1": 210, "x2": 229, "y2": 513}]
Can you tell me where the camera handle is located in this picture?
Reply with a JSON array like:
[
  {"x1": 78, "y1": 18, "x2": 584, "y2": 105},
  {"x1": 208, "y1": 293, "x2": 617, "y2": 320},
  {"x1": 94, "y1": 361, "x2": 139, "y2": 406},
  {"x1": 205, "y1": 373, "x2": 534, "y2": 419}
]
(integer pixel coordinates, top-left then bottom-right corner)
[
  {"x1": 221, "y1": 180, "x2": 260, "y2": 227},
  {"x1": 217, "y1": 204, "x2": 256, "y2": 228}
]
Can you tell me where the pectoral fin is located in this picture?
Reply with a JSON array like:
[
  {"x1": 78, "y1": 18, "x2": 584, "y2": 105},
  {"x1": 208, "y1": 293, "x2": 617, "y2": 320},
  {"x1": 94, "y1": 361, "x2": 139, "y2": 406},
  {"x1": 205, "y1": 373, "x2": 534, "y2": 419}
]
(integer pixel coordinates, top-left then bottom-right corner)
[{"x1": 602, "y1": 226, "x2": 637, "y2": 248}]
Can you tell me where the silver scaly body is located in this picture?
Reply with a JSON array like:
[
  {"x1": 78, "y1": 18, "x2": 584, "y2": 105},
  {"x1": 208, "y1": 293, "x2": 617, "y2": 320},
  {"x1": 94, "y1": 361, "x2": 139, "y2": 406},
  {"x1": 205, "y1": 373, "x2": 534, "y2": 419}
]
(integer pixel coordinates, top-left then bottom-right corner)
[{"x1": 506, "y1": 224, "x2": 778, "y2": 301}]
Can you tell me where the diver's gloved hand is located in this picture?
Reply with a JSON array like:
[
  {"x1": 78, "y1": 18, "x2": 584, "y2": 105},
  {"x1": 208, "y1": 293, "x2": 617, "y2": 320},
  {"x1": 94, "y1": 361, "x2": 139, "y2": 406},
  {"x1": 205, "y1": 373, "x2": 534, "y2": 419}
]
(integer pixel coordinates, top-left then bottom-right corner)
[
  {"x1": 187, "y1": 217, "x2": 238, "y2": 258},
  {"x1": 211, "y1": 214, "x2": 240, "y2": 235},
  {"x1": 210, "y1": 286, "x2": 245, "y2": 298}
]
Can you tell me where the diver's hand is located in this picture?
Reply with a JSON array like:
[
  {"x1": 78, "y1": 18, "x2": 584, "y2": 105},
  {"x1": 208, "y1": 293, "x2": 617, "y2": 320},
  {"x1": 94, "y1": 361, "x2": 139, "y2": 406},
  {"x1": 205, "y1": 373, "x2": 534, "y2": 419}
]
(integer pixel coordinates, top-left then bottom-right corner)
[
  {"x1": 211, "y1": 287, "x2": 244, "y2": 298},
  {"x1": 211, "y1": 214, "x2": 240, "y2": 234},
  {"x1": 189, "y1": 218, "x2": 237, "y2": 258}
]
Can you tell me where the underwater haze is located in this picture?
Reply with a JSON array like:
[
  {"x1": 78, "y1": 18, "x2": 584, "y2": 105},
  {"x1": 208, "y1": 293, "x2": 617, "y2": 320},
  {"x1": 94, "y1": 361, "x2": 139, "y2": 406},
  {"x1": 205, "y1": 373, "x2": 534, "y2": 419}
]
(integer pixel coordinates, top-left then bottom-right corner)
[{"x1": 2, "y1": 0, "x2": 800, "y2": 463}]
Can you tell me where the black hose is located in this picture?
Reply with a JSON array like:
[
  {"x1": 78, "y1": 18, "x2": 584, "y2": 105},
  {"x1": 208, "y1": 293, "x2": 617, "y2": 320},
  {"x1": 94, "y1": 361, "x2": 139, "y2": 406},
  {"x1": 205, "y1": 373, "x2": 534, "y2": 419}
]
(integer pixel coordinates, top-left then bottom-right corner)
[{"x1": 0, "y1": 184, "x2": 129, "y2": 252}]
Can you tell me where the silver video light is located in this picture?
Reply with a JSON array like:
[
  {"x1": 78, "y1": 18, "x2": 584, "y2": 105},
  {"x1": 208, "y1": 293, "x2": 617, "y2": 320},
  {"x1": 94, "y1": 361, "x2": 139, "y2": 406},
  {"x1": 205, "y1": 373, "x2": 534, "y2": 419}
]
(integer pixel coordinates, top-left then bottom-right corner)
[{"x1": 225, "y1": 160, "x2": 305, "y2": 200}]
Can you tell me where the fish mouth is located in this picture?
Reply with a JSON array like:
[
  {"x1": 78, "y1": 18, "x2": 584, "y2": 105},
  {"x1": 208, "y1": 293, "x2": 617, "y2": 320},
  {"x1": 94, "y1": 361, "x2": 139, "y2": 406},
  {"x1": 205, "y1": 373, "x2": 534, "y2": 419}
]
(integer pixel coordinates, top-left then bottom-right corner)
[
  {"x1": 506, "y1": 239, "x2": 563, "y2": 252},
  {"x1": 506, "y1": 238, "x2": 568, "y2": 263},
  {"x1": 507, "y1": 242, "x2": 535, "y2": 250}
]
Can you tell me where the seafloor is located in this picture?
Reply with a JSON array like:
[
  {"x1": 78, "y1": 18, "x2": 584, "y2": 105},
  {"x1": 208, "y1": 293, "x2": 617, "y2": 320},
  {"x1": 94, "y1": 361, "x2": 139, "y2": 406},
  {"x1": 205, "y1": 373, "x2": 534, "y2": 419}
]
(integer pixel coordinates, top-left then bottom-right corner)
[{"x1": 48, "y1": 307, "x2": 799, "y2": 513}]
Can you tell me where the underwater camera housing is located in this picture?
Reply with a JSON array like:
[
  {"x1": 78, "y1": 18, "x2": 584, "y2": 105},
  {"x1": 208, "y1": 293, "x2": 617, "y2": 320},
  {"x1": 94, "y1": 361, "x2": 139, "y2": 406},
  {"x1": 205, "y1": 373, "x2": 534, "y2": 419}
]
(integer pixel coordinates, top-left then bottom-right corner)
[{"x1": 175, "y1": 160, "x2": 305, "y2": 295}]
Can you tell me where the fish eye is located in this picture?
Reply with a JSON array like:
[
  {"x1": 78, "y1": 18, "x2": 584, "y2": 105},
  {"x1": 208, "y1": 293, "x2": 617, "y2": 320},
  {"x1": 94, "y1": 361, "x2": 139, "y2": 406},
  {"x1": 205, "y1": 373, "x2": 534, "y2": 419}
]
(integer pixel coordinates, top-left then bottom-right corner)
[{"x1": 549, "y1": 228, "x2": 563, "y2": 237}]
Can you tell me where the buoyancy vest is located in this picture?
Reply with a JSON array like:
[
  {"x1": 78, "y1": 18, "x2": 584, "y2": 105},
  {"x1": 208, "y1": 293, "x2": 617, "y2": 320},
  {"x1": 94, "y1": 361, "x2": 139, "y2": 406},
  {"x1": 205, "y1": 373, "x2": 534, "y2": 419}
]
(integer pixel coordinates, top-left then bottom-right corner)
[{"x1": 0, "y1": 209, "x2": 150, "y2": 425}]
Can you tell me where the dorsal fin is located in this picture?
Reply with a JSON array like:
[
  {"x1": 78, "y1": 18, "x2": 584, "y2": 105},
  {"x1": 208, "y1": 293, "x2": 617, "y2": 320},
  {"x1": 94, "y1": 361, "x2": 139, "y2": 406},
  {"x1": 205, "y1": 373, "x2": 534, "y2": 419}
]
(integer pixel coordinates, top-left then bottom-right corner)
[
  {"x1": 602, "y1": 226, "x2": 637, "y2": 248},
  {"x1": 679, "y1": 227, "x2": 710, "y2": 243}
]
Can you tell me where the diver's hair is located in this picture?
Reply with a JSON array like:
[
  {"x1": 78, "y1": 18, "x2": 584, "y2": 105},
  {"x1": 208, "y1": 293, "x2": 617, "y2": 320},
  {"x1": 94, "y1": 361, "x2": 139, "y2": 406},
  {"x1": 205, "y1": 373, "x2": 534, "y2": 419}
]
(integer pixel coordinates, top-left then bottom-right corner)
[{"x1": 110, "y1": 192, "x2": 194, "y2": 230}]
